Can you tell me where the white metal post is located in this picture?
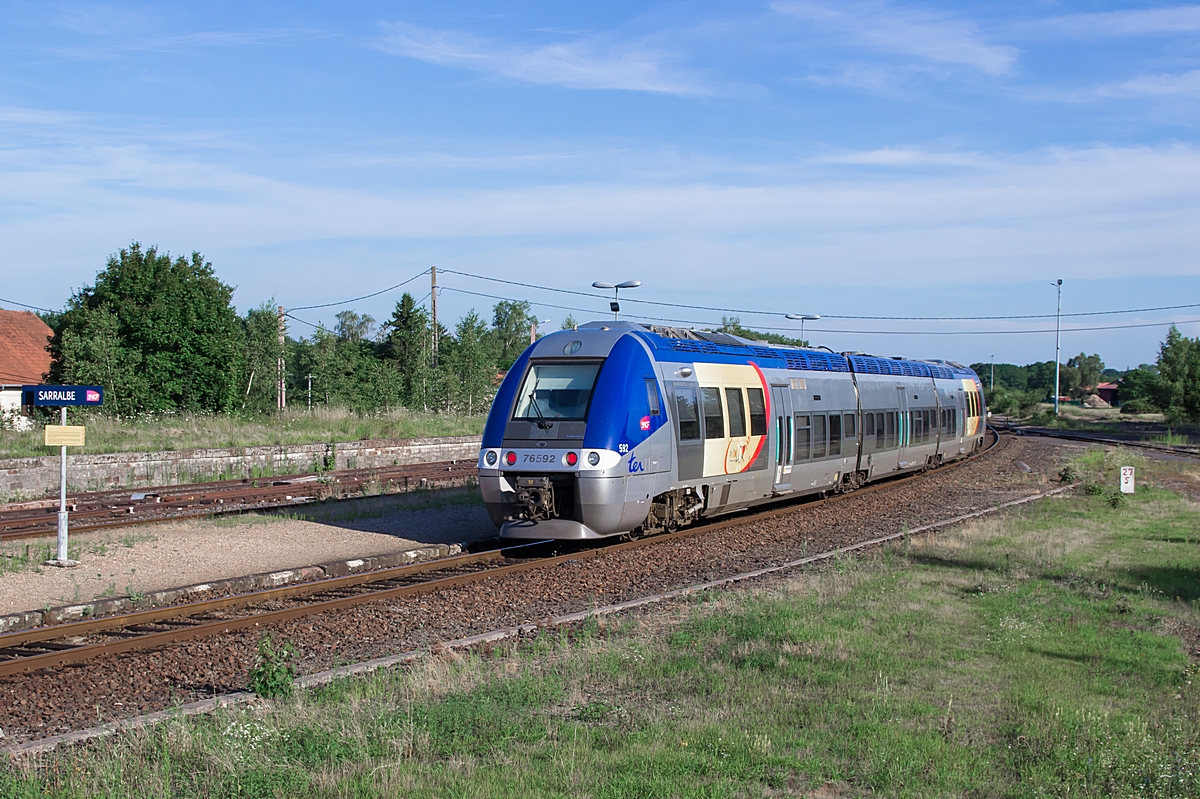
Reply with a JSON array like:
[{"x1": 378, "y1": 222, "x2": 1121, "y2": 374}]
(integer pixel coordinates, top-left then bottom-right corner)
[
  {"x1": 1053, "y1": 280, "x2": 1062, "y2": 417},
  {"x1": 57, "y1": 406, "x2": 68, "y2": 562}
]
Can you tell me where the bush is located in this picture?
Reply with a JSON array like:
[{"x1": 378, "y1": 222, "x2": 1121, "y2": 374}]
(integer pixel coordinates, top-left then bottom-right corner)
[
  {"x1": 1119, "y1": 398, "x2": 1158, "y2": 415},
  {"x1": 248, "y1": 634, "x2": 297, "y2": 699},
  {"x1": 985, "y1": 387, "x2": 1045, "y2": 418},
  {"x1": 1106, "y1": 490, "x2": 1128, "y2": 509},
  {"x1": 1058, "y1": 465, "x2": 1078, "y2": 484},
  {"x1": 1084, "y1": 483, "x2": 1104, "y2": 496}
]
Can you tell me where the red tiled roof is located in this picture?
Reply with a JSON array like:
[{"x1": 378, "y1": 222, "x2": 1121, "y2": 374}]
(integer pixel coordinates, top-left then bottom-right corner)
[
  {"x1": 0, "y1": 310, "x2": 53, "y2": 385},
  {"x1": 1097, "y1": 382, "x2": 1119, "y2": 390}
]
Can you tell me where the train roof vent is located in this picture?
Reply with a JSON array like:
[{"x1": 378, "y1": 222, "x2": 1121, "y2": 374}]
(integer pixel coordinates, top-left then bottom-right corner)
[
  {"x1": 693, "y1": 331, "x2": 747, "y2": 347},
  {"x1": 782, "y1": 351, "x2": 851, "y2": 373}
]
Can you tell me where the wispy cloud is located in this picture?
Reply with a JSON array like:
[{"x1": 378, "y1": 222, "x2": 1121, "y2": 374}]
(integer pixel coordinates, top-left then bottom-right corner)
[
  {"x1": 375, "y1": 22, "x2": 710, "y2": 95},
  {"x1": 1098, "y1": 69, "x2": 1200, "y2": 97},
  {"x1": 772, "y1": 1, "x2": 1018, "y2": 75},
  {"x1": 1019, "y1": 6, "x2": 1200, "y2": 38}
]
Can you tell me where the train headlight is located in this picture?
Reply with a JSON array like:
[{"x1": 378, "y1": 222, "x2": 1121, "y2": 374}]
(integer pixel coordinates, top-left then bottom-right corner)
[
  {"x1": 565, "y1": 451, "x2": 578, "y2": 467},
  {"x1": 587, "y1": 452, "x2": 600, "y2": 466},
  {"x1": 504, "y1": 451, "x2": 517, "y2": 466},
  {"x1": 485, "y1": 450, "x2": 497, "y2": 466}
]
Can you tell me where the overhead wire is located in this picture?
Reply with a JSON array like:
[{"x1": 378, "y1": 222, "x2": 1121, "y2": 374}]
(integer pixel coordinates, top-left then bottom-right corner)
[
  {"x1": 288, "y1": 269, "x2": 430, "y2": 311},
  {"x1": 0, "y1": 297, "x2": 54, "y2": 313},
  {"x1": 437, "y1": 268, "x2": 1200, "y2": 322}
]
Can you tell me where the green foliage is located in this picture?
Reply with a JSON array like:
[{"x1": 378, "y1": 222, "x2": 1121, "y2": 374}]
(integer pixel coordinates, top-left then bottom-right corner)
[
  {"x1": 248, "y1": 635, "x2": 297, "y2": 699},
  {"x1": 719, "y1": 316, "x2": 806, "y2": 347},
  {"x1": 1067, "y1": 352, "x2": 1105, "y2": 398},
  {"x1": 559, "y1": 314, "x2": 577, "y2": 330},
  {"x1": 240, "y1": 302, "x2": 283, "y2": 414},
  {"x1": 1121, "y1": 366, "x2": 1161, "y2": 407},
  {"x1": 1152, "y1": 326, "x2": 1200, "y2": 422},
  {"x1": 1084, "y1": 482, "x2": 1104, "y2": 496},
  {"x1": 1119, "y1": 398, "x2": 1158, "y2": 415},
  {"x1": 1106, "y1": 490, "x2": 1128, "y2": 509},
  {"x1": 50, "y1": 243, "x2": 244, "y2": 414},
  {"x1": 1058, "y1": 465, "x2": 1078, "y2": 483},
  {"x1": 984, "y1": 385, "x2": 1043, "y2": 417},
  {"x1": 490, "y1": 299, "x2": 532, "y2": 370}
]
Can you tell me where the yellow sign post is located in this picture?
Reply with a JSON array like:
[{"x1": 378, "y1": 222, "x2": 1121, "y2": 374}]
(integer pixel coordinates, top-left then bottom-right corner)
[{"x1": 44, "y1": 425, "x2": 86, "y2": 447}]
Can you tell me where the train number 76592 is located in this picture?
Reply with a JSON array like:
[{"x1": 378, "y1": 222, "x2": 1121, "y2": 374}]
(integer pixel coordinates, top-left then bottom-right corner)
[{"x1": 522, "y1": 453, "x2": 556, "y2": 463}]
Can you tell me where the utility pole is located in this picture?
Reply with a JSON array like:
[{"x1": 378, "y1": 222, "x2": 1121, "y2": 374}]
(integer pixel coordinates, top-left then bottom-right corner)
[
  {"x1": 1053, "y1": 279, "x2": 1062, "y2": 417},
  {"x1": 430, "y1": 266, "x2": 438, "y2": 369},
  {"x1": 277, "y1": 305, "x2": 286, "y2": 411}
]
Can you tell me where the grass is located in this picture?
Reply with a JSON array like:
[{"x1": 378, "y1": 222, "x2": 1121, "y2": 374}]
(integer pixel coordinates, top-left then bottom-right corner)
[
  {"x1": 0, "y1": 407, "x2": 484, "y2": 460},
  {"x1": 3, "y1": 449, "x2": 1199, "y2": 797}
]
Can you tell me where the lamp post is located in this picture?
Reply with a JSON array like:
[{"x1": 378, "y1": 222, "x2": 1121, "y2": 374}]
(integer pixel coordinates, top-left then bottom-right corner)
[
  {"x1": 990, "y1": 356, "x2": 994, "y2": 391},
  {"x1": 592, "y1": 280, "x2": 641, "y2": 320},
  {"x1": 785, "y1": 313, "x2": 820, "y2": 346},
  {"x1": 530, "y1": 318, "x2": 550, "y2": 343},
  {"x1": 1053, "y1": 279, "x2": 1062, "y2": 417}
]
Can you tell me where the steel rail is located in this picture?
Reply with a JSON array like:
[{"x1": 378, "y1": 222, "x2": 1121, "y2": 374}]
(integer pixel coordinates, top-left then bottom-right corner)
[
  {"x1": 1000, "y1": 424, "x2": 1198, "y2": 458},
  {"x1": 0, "y1": 429, "x2": 1004, "y2": 678},
  {"x1": 0, "y1": 461, "x2": 478, "y2": 541}
]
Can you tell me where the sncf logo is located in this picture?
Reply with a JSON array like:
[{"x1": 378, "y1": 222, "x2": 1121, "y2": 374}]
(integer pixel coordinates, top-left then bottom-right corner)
[
  {"x1": 85, "y1": 390, "x2": 101, "y2": 403},
  {"x1": 639, "y1": 416, "x2": 651, "y2": 431}
]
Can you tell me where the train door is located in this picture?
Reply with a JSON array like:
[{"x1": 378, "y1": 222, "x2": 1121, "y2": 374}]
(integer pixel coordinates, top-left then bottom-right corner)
[
  {"x1": 896, "y1": 385, "x2": 911, "y2": 468},
  {"x1": 770, "y1": 385, "x2": 793, "y2": 491}
]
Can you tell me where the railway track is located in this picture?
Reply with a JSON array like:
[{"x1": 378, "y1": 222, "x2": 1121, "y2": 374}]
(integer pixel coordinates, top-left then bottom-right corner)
[
  {"x1": 0, "y1": 429, "x2": 1004, "y2": 680},
  {"x1": 0, "y1": 460, "x2": 478, "y2": 542},
  {"x1": 1000, "y1": 423, "x2": 1199, "y2": 458}
]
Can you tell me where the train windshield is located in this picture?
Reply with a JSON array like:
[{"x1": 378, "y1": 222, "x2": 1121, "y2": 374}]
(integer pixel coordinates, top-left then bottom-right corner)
[{"x1": 512, "y1": 362, "x2": 603, "y2": 421}]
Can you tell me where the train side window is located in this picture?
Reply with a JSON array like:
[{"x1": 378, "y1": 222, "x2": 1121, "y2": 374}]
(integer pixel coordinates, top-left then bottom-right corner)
[
  {"x1": 701, "y1": 387, "x2": 725, "y2": 439},
  {"x1": 645, "y1": 379, "x2": 661, "y2": 416},
  {"x1": 951, "y1": 409, "x2": 957, "y2": 436},
  {"x1": 876, "y1": 412, "x2": 885, "y2": 446},
  {"x1": 795, "y1": 414, "x2": 810, "y2": 460},
  {"x1": 885, "y1": 412, "x2": 895, "y2": 449},
  {"x1": 844, "y1": 413, "x2": 856, "y2": 439},
  {"x1": 725, "y1": 388, "x2": 747, "y2": 437},
  {"x1": 924, "y1": 410, "x2": 933, "y2": 441},
  {"x1": 674, "y1": 386, "x2": 700, "y2": 441},
  {"x1": 746, "y1": 388, "x2": 767, "y2": 436},
  {"x1": 812, "y1": 414, "x2": 827, "y2": 458},
  {"x1": 864, "y1": 412, "x2": 874, "y2": 438},
  {"x1": 828, "y1": 414, "x2": 841, "y2": 456}
]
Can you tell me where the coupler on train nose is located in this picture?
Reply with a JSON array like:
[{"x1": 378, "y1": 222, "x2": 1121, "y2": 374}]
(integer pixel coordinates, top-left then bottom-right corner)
[{"x1": 514, "y1": 476, "x2": 557, "y2": 521}]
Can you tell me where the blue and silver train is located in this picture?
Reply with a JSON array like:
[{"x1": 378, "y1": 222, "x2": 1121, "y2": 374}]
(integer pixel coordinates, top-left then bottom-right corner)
[{"x1": 478, "y1": 321, "x2": 987, "y2": 540}]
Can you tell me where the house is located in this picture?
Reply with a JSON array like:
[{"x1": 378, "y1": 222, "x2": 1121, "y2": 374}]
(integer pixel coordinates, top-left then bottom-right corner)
[
  {"x1": 0, "y1": 309, "x2": 53, "y2": 430},
  {"x1": 1095, "y1": 382, "x2": 1119, "y2": 407}
]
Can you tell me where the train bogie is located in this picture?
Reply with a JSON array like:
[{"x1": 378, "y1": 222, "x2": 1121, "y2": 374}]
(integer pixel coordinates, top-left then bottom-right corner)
[{"x1": 478, "y1": 321, "x2": 986, "y2": 540}]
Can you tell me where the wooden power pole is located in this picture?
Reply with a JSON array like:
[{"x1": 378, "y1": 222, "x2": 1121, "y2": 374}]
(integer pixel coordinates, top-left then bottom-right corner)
[
  {"x1": 277, "y1": 305, "x2": 286, "y2": 411},
  {"x1": 430, "y1": 266, "x2": 439, "y2": 369}
]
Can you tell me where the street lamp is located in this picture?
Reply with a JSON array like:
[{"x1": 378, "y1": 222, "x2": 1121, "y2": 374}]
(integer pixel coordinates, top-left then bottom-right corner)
[
  {"x1": 530, "y1": 318, "x2": 550, "y2": 343},
  {"x1": 990, "y1": 356, "x2": 994, "y2": 391},
  {"x1": 1053, "y1": 279, "x2": 1062, "y2": 417},
  {"x1": 592, "y1": 280, "x2": 641, "y2": 320},
  {"x1": 785, "y1": 313, "x2": 820, "y2": 346}
]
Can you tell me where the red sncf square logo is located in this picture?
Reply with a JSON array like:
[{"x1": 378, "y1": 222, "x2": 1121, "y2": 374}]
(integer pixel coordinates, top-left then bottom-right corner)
[
  {"x1": 85, "y1": 390, "x2": 101, "y2": 403},
  {"x1": 639, "y1": 416, "x2": 651, "y2": 431}
]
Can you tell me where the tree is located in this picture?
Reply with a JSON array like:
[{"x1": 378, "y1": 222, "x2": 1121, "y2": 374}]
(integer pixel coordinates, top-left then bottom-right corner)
[
  {"x1": 1067, "y1": 353, "x2": 1104, "y2": 398},
  {"x1": 56, "y1": 306, "x2": 144, "y2": 416},
  {"x1": 490, "y1": 300, "x2": 531, "y2": 369},
  {"x1": 560, "y1": 314, "x2": 577, "y2": 331},
  {"x1": 382, "y1": 293, "x2": 433, "y2": 409},
  {"x1": 1120, "y1": 366, "x2": 1160, "y2": 407},
  {"x1": 241, "y1": 302, "x2": 284, "y2": 413},
  {"x1": 49, "y1": 243, "x2": 244, "y2": 413},
  {"x1": 444, "y1": 310, "x2": 495, "y2": 415},
  {"x1": 1153, "y1": 326, "x2": 1200, "y2": 422},
  {"x1": 335, "y1": 311, "x2": 376, "y2": 343}
]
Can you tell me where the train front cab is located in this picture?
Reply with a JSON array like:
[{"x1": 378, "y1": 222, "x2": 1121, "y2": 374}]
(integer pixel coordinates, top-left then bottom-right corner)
[{"x1": 478, "y1": 326, "x2": 672, "y2": 540}]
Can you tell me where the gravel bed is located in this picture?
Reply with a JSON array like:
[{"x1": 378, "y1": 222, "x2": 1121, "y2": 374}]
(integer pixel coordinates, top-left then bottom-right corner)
[{"x1": 0, "y1": 434, "x2": 1070, "y2": 744}]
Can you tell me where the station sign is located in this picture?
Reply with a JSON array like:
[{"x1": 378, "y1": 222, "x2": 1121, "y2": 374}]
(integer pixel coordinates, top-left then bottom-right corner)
[{"x1": 22, "y1": 385, "x2": 104, "y2": 407}]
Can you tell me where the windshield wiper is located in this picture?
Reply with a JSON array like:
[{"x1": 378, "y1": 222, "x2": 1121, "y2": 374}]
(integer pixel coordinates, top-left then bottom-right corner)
[{"x1": 528, "y1": 392, "x2": 554, "y2": 429}]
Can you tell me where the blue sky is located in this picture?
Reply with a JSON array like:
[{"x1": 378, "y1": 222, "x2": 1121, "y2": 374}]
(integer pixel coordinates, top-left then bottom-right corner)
[{"x1": 1, "y1": 2, "x2": 1198, "y2": 369}]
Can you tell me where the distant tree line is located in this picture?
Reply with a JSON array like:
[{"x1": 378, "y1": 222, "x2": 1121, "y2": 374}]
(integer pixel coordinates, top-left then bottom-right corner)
[
  {"x1": 973, "y1": 328, "x2": 1200, "y2": 422},
  {"x1": 42, "y1": 243, "x2": 561, "y2": 417}
]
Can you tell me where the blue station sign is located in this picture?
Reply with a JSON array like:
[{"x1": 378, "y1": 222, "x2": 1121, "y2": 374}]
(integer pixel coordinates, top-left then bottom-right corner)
[{"x1": 22, "y1": 385, "x2": 104, "y2": 407}]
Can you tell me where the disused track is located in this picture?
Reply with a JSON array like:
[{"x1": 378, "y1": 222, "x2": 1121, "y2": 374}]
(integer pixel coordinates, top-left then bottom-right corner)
[
  {"x1": 1000, "y1": 423, "x2": 1199, "y2": 458},
  {"x1": 0, "y1": 460, "x2": 478, "y2": 541},
  {"x1": 0, "y1": 430, "x2": 1002, "y2": 680}
]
